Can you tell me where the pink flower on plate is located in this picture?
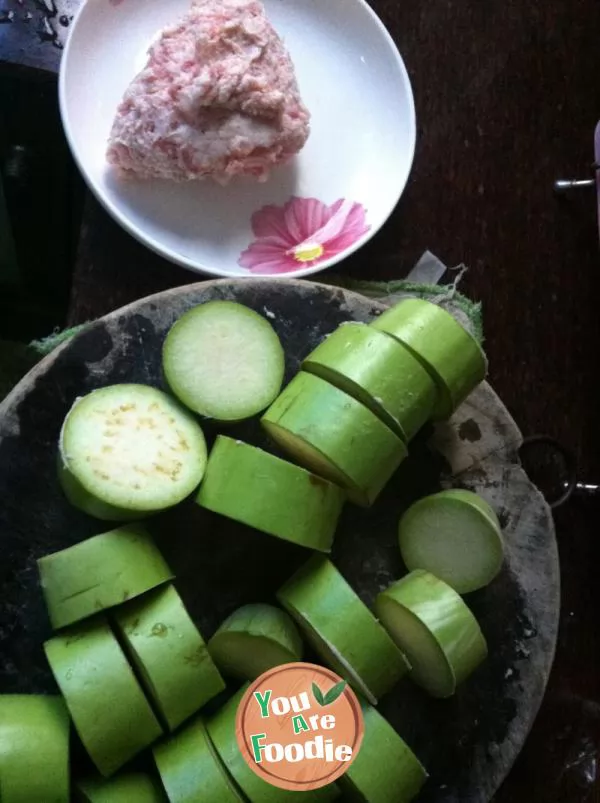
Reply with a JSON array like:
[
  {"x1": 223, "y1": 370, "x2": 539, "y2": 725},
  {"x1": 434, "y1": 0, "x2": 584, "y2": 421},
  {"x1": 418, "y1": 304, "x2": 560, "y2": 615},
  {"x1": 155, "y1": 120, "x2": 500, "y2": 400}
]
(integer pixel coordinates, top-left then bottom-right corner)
[{"x1": 239, "y1": 196, "x2": 370, "y2": 274}]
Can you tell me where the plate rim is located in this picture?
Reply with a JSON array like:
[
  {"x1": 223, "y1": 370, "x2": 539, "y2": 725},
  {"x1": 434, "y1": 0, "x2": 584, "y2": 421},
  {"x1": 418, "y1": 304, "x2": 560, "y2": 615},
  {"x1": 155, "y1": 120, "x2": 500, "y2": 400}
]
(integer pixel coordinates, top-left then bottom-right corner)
[{"x1": 58, "y1": 0, "x2": 417, "y2": 279}]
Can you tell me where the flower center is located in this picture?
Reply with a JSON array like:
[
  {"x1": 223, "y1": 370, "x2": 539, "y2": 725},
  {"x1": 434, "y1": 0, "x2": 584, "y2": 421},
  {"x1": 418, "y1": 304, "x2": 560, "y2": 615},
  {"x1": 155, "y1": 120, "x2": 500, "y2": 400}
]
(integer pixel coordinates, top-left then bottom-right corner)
[{"x1": 291, "y1": 242, "x2": 324, "y2": 263}]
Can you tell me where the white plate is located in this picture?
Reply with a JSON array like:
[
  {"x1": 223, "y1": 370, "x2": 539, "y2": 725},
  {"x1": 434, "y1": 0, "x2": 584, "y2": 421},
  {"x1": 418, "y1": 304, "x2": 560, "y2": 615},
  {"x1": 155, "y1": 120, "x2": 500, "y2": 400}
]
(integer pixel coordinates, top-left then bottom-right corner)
[{"x1": 60, "y1": 0, "x2": 416, "y2": 278}]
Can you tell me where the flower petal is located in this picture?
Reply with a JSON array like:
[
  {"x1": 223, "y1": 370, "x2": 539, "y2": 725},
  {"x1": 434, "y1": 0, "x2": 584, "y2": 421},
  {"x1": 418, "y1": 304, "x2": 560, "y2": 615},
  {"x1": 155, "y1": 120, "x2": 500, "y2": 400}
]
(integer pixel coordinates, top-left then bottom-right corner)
[
  {"x1": 283, "y1": 196, "x2": 330, "y2": 243},
  {"x1": 325, "y1": 232, "x2": 369, "y2": 255},
  {"x1": 250, "y1": 204, "x2": 296, "y2": 246},
  {"x1": 238, "y1": 240, "x2": 287, "y2": 271},
  {"x1": 322, "y1": 202, "x2": 370, "y2": 252},
  {"x1": 328, "y1": 199, "x2": 345, "y2": 216},
  {"x1": 341, "y1": 201, "x2": 368, "y2": 234},
  {"x1": 305, "y1": 199, "x2": 359, "y2": 246},
  {"x1": 299, "y1": 198, "x2": 331, "y2": 239},
  {"x1": 327, "y1": 226, "x2": 370, "y2": 253},
  {"x1": 282, "y1": 197, "x2": 307, "y2": 243}
]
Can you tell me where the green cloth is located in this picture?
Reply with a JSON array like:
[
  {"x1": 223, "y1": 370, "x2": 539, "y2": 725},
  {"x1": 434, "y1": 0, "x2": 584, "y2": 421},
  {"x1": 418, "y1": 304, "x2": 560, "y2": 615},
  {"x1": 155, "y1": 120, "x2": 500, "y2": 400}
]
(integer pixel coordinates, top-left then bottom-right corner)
[{"x1": 0, "y1": 280, "x2": 482, "y2": 404}]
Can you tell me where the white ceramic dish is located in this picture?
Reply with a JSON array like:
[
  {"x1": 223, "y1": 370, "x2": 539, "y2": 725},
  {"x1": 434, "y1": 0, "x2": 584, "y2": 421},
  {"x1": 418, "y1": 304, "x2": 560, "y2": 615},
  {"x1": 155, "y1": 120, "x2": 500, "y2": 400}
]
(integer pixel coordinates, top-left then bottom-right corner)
[{"x1": 59, "y1": 0, "x2": 416, "y2": 278}]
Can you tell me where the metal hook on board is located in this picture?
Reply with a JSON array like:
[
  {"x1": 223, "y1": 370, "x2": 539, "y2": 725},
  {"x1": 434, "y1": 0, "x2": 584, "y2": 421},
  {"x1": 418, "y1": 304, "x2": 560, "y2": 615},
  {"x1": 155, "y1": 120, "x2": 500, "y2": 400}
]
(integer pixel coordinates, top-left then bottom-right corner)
[
  {"x1": 519, "y1": 436, "x2": 600, "y2": 508},
  {"x1": 519, "y1": 435, "x2": 577, "y2": 509},
  {"x1": 554, "y1": 177, "x2": 596, "y2": 193},
  {"x1": 553, "y1": 122, "x2": 600, "y2": 196},
  {"x1": 543, "y1": 123, "x2": 600, "y2": 506}
]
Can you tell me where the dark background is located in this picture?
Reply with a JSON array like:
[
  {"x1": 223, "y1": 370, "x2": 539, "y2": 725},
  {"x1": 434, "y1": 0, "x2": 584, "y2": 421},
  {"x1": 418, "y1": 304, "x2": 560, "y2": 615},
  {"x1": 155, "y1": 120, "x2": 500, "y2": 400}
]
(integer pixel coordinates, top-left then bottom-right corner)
[{"x1": 2, "y1": 0, "x2": 600, "y2": 799}]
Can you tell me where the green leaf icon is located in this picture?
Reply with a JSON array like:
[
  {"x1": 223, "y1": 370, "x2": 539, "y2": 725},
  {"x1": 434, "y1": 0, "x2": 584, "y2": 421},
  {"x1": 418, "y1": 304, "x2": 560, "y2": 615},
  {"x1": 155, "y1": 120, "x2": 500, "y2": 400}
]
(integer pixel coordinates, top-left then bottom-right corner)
[
  {"x1": 323, "y1": 681, "x2": 347, "y2": 705},
  {"x1": 312, "y1": 682, "x2": 325, "y2": 706}
]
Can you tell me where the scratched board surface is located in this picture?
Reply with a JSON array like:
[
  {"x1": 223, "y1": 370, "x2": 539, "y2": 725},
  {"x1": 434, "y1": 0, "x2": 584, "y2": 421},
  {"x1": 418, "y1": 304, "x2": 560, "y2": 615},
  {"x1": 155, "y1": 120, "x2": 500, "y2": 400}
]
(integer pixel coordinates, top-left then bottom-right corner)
[{"x1": 0, "y1": 280, "x2": 559, "y2": 802}]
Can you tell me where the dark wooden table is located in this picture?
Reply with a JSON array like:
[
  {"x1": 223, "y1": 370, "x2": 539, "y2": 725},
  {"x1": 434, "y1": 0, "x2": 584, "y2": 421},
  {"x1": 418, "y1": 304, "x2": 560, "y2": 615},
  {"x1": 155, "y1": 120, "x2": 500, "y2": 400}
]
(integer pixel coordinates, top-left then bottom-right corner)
[{"x1": 3, "y1": 0, "x2": 600, "y2": 800}]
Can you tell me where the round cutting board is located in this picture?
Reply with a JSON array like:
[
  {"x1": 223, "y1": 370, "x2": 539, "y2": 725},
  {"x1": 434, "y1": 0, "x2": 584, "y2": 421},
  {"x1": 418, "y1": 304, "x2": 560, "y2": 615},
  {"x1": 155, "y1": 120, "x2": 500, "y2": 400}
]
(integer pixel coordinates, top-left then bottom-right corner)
[{"x1": 0, "y1": 279, "x2": 559, "y2": 802}]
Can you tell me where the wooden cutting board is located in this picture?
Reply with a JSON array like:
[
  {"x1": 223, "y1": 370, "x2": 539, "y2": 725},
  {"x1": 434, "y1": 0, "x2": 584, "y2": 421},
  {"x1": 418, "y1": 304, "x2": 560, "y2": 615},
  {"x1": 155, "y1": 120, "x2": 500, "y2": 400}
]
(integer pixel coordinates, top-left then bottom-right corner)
[{"x1": 0, "y1": 279, "x2": 559, "y2": 801}]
